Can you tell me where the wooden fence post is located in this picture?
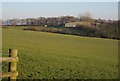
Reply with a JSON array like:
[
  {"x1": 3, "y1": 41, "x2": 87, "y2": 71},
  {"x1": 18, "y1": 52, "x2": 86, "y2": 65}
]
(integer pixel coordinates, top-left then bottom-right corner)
[{"x1": 8, "y1": 49, "x2": 18, "y2": 81}]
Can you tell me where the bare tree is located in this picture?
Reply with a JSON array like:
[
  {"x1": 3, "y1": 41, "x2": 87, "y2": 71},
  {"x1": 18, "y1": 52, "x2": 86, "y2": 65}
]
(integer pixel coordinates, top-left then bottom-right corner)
[{"x1": 79, "y1": 12, "x2": 93, "y2": 22}]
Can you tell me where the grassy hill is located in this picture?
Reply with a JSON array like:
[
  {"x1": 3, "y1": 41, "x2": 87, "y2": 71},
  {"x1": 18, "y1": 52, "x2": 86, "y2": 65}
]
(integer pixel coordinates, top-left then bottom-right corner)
[{"x1": 2, "y1": 27, "x2": 118, "y2": 79}]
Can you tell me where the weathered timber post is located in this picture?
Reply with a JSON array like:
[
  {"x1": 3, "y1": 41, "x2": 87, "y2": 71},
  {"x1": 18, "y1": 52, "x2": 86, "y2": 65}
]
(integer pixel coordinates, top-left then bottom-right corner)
[{"x1": 8, "y1": 49, "x2": 18, "y2": 81}]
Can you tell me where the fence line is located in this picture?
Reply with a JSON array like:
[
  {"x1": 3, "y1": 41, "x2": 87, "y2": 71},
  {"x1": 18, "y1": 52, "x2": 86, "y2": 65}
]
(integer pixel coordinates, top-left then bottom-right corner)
[{"x1": 0, "y1": 49, "x2": 18, "y2": 81}]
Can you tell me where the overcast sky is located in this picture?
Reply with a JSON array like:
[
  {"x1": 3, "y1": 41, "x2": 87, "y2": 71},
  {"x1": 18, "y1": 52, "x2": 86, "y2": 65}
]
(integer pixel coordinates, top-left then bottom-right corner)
[{"x1": 1, "y1": 2, "x2": 118, "y2": 20}]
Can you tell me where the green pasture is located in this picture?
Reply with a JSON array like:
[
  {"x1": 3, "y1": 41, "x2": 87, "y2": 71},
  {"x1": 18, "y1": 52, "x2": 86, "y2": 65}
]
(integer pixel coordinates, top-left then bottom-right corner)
[{"x1": 2, "y1": 26, "x2": 118, "y2": 79}]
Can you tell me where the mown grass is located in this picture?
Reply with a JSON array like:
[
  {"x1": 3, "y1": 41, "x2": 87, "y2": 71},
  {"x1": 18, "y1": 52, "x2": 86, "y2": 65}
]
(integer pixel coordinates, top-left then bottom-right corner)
[{"x1": 2, "y1": 26, "x2": 118, "y2": 79}]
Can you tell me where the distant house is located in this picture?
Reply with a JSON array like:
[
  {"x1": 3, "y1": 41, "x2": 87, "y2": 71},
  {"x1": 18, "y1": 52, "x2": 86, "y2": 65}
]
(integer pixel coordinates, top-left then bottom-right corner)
[
  {"x1": 65, "y1": 23, "x2": 76, "y2": 27},
  {"x1": 65, "y1": 21, "x2": 101, "y2": 28},
  {"x1": 65, "y1": 22, "x2": 86, "y2": 27}
]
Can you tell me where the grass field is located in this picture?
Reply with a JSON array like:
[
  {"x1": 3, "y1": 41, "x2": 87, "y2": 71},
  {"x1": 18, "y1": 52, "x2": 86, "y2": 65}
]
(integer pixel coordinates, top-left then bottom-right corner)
[{"x1": 2, "y1": 26, "x2": 118, "y2": 79}]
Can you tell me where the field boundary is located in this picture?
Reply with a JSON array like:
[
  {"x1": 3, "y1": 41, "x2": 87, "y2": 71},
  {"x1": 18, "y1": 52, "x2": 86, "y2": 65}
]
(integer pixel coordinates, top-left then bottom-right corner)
[{"x1": 0, "y1": 49, "x2": 18, "y2": 81}]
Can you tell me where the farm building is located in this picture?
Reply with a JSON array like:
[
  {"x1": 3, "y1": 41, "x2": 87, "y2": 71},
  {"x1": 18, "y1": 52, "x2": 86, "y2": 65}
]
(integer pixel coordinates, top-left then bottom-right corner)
[
  {"x1": 65, "y1": 21, "x2": 101, "y2": 27},
  {"x1": 65, "y1": 21, "x2": 90, "y2": 27},
  {"x1": 65, "y1": 23, "x2": 76, "y2": 27}
]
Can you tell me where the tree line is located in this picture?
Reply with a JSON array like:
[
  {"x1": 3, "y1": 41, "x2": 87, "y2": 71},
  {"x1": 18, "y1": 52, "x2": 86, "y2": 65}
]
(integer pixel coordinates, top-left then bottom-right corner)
[
  {"x1": 23, "y1": 20, "x2": 119, "y2": 40},
  {"x1": 2, "y1": 16, "x2": 79, "y2": 26},
  {"x1": 2, "y1": 12, "x2": 119, "y2": 40}
]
